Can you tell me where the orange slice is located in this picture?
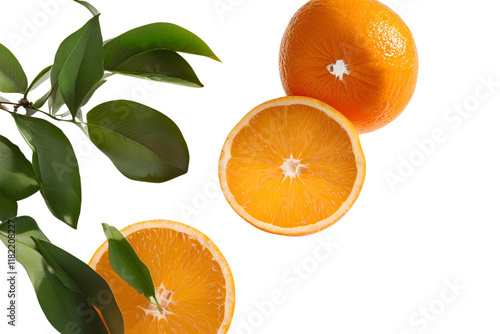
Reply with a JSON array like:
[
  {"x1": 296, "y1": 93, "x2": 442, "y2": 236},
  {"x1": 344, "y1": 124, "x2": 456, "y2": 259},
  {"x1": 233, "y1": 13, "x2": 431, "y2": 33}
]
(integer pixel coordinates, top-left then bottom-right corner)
[
  {"x1": 219, "y1": 96, "x2": 366, "y2": 236},
  {"x1": 89, "y1": 220, "x2": 235, "y2": 334}
]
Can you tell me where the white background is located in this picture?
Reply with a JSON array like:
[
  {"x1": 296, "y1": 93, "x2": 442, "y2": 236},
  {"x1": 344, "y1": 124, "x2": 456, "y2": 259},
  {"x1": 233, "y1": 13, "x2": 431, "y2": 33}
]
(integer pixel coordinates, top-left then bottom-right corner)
[{"x1": 1, "y1": 0, "x2": 500, "y2": 333}]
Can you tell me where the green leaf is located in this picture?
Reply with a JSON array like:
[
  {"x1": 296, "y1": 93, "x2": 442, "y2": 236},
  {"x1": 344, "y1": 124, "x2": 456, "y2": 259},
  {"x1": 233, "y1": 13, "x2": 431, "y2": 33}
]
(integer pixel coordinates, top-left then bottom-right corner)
[
  {"x1": 0, "y1": 192, "x2": 17, "y2": 221},
  {"x1": 87, "y1": 100, "x2": 189, "y2": 183},
  {"x1": 32, "y1": 238, "x2": 84, "y2": 294},
  {"x1": 51, "y1": 15, "x2": 103, "y2": 118},
  {"x1": 26, "y1": 65, "x2": 52, "y2": 95},
  {"x1": 102, "y1": 223, "x2": 162, "y2": 312},
  {"x1": 14, "y1": 114, "x2": 81, "y2": 228},
  {"x1": 81, "y1": 77, "x2": 107, "y2": 107},
  {"x1": 0, "y1": 216, "x2": 49, "y2": 246},
  {"x1": 108, "y1": 49, "x2": 202, "y2": 87},
  {"x1": 34, "y1": 89, "x2": 51, "y2": 109},
  {"x1": 73, "y1": 0, "x2": 100, "y2": 16},
  {"x1": 0, "y1": 135, "x2": 40, "y2": 201},
  {"x1": 0, "y1": 217, "x2": 109, "y2": 334},
  {"x1": 76, "y1": 72, "x2": 111, "y2": 111},
  {"x1": 0, "y1": 43, "x2": 28, "y2": 93},
  {"x1": 48, "y1": 83, "x2": 65, "y2": 114},
  {"x1": 103, "y1": 23, "x2": 220, "y2": 65},
  {"x1": 33, "y1": 239, "x2": 125, "y2": 334},
  {"x1": 103, "y1": 23, "x2": 219, "y2": 86},
  {"x1": 35, "y1": 78, "x2": 67, "y2": 114}
]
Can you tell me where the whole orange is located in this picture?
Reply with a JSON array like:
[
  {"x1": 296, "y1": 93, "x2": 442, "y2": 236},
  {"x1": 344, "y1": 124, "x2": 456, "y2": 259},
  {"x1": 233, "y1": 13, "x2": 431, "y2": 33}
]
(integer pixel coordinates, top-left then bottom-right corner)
[{"x1": 279, "y1": 0, "x2": 418, "y2": 133}]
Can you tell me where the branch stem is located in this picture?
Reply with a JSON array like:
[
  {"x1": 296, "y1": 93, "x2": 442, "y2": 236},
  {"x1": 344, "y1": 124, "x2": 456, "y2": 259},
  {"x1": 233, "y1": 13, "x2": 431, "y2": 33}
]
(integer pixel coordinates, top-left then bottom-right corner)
[{"x1": 0, "y1": 102, "x2": 87, "y2": 128}]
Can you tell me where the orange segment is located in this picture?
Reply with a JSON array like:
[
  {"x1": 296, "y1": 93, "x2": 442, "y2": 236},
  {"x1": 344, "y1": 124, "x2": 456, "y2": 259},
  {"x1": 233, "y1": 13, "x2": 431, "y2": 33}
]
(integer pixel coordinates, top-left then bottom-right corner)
[
  {"x1": 89, "y1": 220, "x2": 235, "y2": 334},
  {"x1": 219, "y1": 96, "x2": 365, "y2": 236}
]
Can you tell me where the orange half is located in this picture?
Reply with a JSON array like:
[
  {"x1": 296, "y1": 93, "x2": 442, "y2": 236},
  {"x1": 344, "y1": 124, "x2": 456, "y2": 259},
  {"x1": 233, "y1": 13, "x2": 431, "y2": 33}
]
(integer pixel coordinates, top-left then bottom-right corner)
[
  {"x1": 219, "y1": 96, "x2": 366, "y2": 236},
  {"x1": 89, "y1": 220, "x2": 235, "y2": 334}
]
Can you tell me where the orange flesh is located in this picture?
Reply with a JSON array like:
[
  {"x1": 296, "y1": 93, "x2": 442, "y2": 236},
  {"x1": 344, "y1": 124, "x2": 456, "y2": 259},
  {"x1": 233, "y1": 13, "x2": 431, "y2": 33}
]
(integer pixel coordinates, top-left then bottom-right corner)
[
  {"x1": 226, "y1": 104, "x2": 358, "y2": 228},
  {"x1": 93, "y1": 227, "x2": 227, "y2": 333}
]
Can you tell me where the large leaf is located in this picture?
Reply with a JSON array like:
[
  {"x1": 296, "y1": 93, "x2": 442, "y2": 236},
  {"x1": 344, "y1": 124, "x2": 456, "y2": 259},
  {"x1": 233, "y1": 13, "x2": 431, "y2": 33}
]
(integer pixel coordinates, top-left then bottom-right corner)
[
  {"x1": 103, "y1": 23, "x2": 219, "y2": 86},
  {"x1": 87, "y1": 100, "x2": 189, "y2": 183},
  {"x1": 0, "y1": 135, "x2": 40, "y2": 201},
  {"x1": 0, "y1": 217, "x2": 109, "y2": 334},
  {"x1": 108, "y1": 49, "x2": 202, "y2": 87},
  {"x1": 102, "y1": 223, "x2": 162, "y2": 311},
  {"x1": 0, "y1": 192, "x2": 17, "y2": 221},
  {"x1": 0, "y1": 43, "x2": 27, "y2": 93},
  {"x1": 51, "y1": 15, "x2": 103, "y2": 118},
  {"x1": 34, "y1": 239, "x2": 125, "y2": 334},
  {"x1": 26, "y1": 65, "x2": 52, "y2": 95},
  {"x1": 14, "y1": 115, "x2": 81, "y2": 228}
]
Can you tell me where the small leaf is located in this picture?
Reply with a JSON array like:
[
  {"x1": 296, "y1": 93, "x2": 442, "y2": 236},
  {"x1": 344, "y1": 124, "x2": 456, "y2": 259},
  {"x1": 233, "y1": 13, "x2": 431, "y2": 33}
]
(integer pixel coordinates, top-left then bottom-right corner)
[
  {"x1": 0, "y1": 217, "x2": 109, "y2": 334},
  {"x1": 0, "y1": 192, "x2": 17, "y2": 221},
  {"x1": 108, "y1": 49, "x2": 203, "y2": 87},
  {"x1": 14, "y1": 114, "x2": 81, "y2": 228},
  {"x1": 35, "y1": 80, "x2": 65, "y2": 113},
  {"x1": 73, "y1": 0, "x2": 100, "y2": 16},
  {"x1": 0, "y1": 43, "x2": 28, "y2": 93},
  {"x1": 34, "y1": 89, "x2": 51, "y2": 109},
  {"x1": 0, "y1": 135, "x2": 40, "y2": 201},
  {"x1": 51, "y1": 15, "x2": 104, "y2": 118},
  {"x1": 103, "y1": 23, "x2": 219, "y2": 86},
  {"x1": 26, "y1": 65, "x2": 52, "y2": 95},
  {"x1": 87, "y1": 100, "x2": 189, "y2": 183},
  {"x1": 102, "y1": 223, "x2": 161, "y2": 311},
  {"x1": 32, "y1": 238, "x2": 85, "y2": 294},
  {"x1": 33, "y1": 238, "x2": 125, "y2": 334},
  {"x1": 48, "y1": 83, "x2": 65, "y2": 114}
]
